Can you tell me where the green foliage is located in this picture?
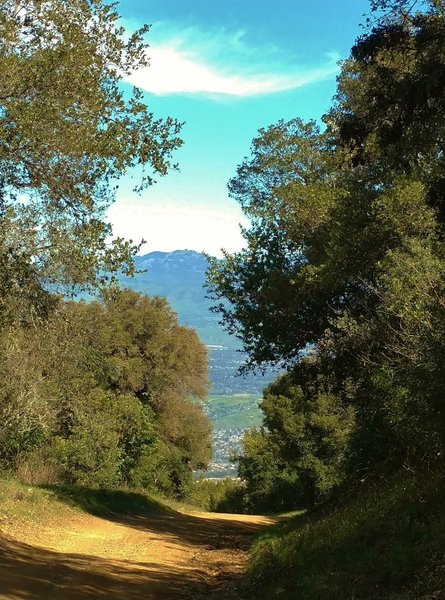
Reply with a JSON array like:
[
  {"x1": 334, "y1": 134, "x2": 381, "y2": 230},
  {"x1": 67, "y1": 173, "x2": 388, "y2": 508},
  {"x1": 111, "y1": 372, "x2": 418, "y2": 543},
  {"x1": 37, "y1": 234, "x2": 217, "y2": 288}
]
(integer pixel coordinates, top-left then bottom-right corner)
[
  {"x1": 187, "y1": 478, "x2": 246, "y2": 513},
  {"x1": 129, "y1": 440, "x2": 177, "y2": 495},
  {"x1": 207, "y1": 118, "x2": 340, "y2": 368},
  {"x1": 332, "y1": 1, "x2": 445, "y2": 193},
  {"x1": 0, "y1": 325, "x2": 55, "y2": 463},
  {"x1": 208, "y1": 0, "x2": 445, "y2": 517},
  {"x1": 110, "y1": 394, "x2": 158, "y2": 483},
  {"x1": 0, "y1": 0, "x2": 182, "y2": 318},
  {"x1": 50, "y1": 390, "x2": 157, "y2": 489},
  {"x1": 0, "y1": 289, "x2": 211, "y2": 498},
  {"x1": 247, "y1": 469, "x2": 445, "y2": 599},
  {"x1": 237, "y1": 361, "x2": 355, "y2": 512},
  {"x1": 238, "y1": 429, "x2": 299, "y2": 513},
  {"x1": 52, "y1": 397, "x2": 123, "y2": 488},
  {"x1": 130, "y1": 442, "x2": 197, "y2": 499},
  {"x1": 0, "y1": 0, "x2": 210, "y2": 506},
  {"x1": 97, "y1": 289, "x2": 212, "y2": 476}
]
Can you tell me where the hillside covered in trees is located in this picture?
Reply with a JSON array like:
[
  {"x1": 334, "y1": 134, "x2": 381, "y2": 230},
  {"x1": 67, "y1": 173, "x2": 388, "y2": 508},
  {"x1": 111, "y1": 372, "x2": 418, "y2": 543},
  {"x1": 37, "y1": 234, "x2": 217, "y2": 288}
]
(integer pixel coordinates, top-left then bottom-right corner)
[
  {"x1": 209, "y1": 0, "x2": 445, "y2": 513},
  {"x1": 205, "y1": 0, "x2": 445, "y2": 596}
]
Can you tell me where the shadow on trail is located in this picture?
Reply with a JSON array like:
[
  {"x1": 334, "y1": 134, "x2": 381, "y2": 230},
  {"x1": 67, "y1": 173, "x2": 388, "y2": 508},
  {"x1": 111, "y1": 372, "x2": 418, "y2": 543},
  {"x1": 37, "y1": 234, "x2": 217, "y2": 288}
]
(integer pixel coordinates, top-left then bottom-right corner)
[
  {"x1": 0, "y1": 535, "x2": 210, "y2": 600},
  {"x1": 0, "y1": 486, "x2": 268, "y2": 599},
  {"x1": 41, "y1": 484, "x2": 266, "y2": 553},
  {"x1": 115, "y1": 509, "x2": 263, "y2": 554}
]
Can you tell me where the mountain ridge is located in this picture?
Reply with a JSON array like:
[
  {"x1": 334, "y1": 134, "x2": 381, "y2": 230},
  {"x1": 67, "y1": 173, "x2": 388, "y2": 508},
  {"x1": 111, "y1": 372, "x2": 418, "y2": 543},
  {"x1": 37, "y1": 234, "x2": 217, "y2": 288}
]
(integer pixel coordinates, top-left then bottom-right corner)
[{"x1": 120, "y1": 249, "x2": 235, "y2": 349}]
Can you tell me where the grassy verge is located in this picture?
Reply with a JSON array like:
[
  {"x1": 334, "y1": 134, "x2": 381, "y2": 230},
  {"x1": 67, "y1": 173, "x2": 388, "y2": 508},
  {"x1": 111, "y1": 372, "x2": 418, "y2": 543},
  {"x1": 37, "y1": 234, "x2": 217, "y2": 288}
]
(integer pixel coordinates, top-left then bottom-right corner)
[
  {"x1": 0, "y1": 476, "x2": 71, "y2": 525},
  {"x1": 247, "y1": 469, "x2": 445, "y2": 600},
  {"x1": 0, "y1": 475, "x2": 173, "y2": 528},
  {"x1": 41, "y1": 484, "x2": 172, "y2": 516}
]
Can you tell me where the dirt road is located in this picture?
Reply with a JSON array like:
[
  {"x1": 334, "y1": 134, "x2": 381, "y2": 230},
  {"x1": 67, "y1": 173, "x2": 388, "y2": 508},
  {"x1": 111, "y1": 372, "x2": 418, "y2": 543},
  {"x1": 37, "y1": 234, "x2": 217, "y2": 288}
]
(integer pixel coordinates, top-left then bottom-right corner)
[{"x1": 0, "y1": 504, "x2": 274, "y2": 599}]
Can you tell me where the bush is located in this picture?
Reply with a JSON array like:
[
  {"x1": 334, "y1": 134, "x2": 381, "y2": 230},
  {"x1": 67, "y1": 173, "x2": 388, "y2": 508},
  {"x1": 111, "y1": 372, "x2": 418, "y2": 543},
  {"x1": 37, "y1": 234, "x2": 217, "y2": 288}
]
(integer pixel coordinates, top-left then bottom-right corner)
[
  {"x1": 0, "y1": 326, "x2": 55, "y2": 465},
  {"x1": 188, "y1": 478, "x2": 246, "y2": 513},
  {"x1": 52, "y1": 413, "x2": 122, "y2": 488},
  {"x1": 237, "y1": 362, "x2": 356, "y2": 512},
  {"x1": 237, "y1": 429, "x2": 300, "y2": 513},
  {"x1": 15, "y1": 448, "x2": 61, "y2": 486},
  {"x1": 129, "y1": 442, "x2": 193, "y2": 500},
  {"x1": 50, "y1": 390, "x2": 158, "y2": 489}
]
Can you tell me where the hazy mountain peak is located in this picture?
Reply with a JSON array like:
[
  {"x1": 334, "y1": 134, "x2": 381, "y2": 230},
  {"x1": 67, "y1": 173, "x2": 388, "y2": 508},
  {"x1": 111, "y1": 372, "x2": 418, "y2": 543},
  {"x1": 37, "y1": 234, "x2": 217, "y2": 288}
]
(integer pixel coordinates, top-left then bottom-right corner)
[
  {"x1": 134, "y1": 249, "x2": 213, "y2": 271},
  {"x1": 119, "y1": 249, "x2": 274, "y2": 396}
]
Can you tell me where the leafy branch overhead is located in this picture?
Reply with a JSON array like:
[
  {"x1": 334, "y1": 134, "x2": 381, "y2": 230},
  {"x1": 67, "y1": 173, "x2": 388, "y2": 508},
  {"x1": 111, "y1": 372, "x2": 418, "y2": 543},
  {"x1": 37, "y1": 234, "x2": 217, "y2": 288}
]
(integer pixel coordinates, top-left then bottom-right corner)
[{"x1": 0, "y1": 0, "x2": 183, "y2": 300}]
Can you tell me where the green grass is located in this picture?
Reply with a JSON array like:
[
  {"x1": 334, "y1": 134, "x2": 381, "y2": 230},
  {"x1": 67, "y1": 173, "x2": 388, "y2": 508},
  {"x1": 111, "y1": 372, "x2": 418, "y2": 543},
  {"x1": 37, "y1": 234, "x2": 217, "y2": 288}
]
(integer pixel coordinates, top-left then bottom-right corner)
[
  {"x1": 247, "y1": 468, "x2": 445, "y2": 600},
  {"x1": 41, "y1": 484, "x2": 173, "y2": 517},
  {"x1": 207, "y1": 394, "x2": 263, "y2": 430},
  {"x1": 0, "y1": 476, "x2": 70, "y2": 523},
  {"x1": 0, "y1": 476, "x2": 173, "y2": 525}
]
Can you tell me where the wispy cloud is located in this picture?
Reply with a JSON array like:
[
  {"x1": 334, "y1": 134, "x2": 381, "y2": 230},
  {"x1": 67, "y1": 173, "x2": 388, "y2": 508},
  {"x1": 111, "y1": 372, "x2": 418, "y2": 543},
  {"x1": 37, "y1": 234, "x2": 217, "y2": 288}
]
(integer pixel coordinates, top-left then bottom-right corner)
[{"x1": 123, "y1": 22, "x2": 340, "y2": 99}]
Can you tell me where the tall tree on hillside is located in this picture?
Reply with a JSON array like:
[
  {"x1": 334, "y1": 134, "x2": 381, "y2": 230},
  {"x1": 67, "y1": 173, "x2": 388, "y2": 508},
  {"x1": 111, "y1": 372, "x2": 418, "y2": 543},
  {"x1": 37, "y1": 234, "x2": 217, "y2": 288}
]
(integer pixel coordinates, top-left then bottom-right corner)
[
  {"x1": 0, "y1": 0, "x2": 182, "y2": 316},
  {"x1": 208, "y1": 0, "x2": 445, "y2": 373},
  {"x1": 207, "y1": 0, "x2": 445, "y2": 507}
]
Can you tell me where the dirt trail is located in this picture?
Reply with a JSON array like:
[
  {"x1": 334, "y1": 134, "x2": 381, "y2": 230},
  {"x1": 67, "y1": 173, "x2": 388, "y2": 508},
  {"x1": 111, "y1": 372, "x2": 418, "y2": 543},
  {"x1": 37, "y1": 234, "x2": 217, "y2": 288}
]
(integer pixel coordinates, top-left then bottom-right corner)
[{"x1": 0, "y1": 504, "x2": 274, "y2": 599}]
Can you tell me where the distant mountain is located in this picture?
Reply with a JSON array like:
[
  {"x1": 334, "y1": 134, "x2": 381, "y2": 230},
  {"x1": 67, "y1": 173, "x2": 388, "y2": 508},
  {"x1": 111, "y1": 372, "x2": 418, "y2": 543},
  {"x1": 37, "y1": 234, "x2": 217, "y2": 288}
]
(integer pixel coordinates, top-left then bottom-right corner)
[
  {"x1": 119, "y1": 250, "x2": 277, "y2": 395},
  {"x1": 120, "y1": 249, "x2": 234, "y2": 348}
]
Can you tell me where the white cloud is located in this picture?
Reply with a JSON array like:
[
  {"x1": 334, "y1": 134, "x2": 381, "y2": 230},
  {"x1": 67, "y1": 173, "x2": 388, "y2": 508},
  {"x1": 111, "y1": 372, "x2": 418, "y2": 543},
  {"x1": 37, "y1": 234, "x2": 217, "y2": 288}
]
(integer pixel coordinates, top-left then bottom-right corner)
[
  {"x1": 107, "y1": 197, "x2": 249, "y2": 258},
  {"x1": 123, "y1": 23, "x2": 340, "y2": 98}
]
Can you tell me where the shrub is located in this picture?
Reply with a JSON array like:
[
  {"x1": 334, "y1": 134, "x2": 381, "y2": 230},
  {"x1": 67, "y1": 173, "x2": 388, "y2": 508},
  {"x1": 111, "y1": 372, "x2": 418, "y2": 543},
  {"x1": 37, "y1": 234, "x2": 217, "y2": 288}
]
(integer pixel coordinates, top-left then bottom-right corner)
[
  {"x1": 237, "y1": 362, "x2": 356, "y2": 512},
  {"x1": 188, "y1": 478, "x2": 246, "y2": 513}
]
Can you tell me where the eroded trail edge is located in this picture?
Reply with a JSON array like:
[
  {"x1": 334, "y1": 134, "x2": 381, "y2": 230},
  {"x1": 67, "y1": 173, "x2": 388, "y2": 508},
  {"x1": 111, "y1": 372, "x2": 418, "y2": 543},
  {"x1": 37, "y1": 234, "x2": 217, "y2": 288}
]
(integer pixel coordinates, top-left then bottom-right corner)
[{"x1": 0, "y1": 505, "x2": 275, "y2": 599}]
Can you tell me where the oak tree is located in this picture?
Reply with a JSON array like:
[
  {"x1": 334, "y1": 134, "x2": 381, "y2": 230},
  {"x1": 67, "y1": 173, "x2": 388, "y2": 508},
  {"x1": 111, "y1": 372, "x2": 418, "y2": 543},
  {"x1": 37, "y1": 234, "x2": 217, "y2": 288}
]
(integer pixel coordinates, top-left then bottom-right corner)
[{"x1": 0, "y1": 0, "x2": 182, "y2": 311}]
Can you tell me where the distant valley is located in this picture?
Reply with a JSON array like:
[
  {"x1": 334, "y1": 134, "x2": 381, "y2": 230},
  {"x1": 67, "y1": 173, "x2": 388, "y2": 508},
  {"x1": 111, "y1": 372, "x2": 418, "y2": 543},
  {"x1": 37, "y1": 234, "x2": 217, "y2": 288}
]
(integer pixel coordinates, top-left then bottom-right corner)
[{"x1": 119, "y1": 249, "x2": 277, "y2": 474}]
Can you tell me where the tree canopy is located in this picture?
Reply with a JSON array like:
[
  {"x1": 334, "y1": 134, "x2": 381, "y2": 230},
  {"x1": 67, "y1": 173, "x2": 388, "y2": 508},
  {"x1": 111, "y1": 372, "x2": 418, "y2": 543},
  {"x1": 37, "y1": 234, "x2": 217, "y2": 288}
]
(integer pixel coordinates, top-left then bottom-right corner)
[
  {"x1": 0, "y1": 0, "x2": 182, "y2": 309},
  {"x1": 0, "y1": 1, "x2": 212, "y2": 499},
  {"x1": 207, "y1": 0, "x2": 445, "y2": 509},
  {"x1": 0, "y1": 289, "x2": 211, "y2": 494}
]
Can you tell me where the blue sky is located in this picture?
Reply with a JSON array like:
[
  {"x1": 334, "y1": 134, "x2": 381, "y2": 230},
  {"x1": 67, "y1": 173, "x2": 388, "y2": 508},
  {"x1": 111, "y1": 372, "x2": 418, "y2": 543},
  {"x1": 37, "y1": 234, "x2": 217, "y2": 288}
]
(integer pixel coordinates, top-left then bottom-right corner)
[{"x1": 107, "y1": 0, "x2": 369, "y2": 257}]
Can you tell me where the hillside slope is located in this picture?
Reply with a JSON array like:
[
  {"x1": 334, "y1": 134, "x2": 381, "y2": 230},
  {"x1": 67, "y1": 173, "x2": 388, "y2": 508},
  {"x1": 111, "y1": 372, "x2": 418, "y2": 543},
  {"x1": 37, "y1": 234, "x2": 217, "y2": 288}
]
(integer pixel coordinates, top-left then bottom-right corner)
[{"x1": 247, "y1": 469, "x2": 445, "y2": 600}]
